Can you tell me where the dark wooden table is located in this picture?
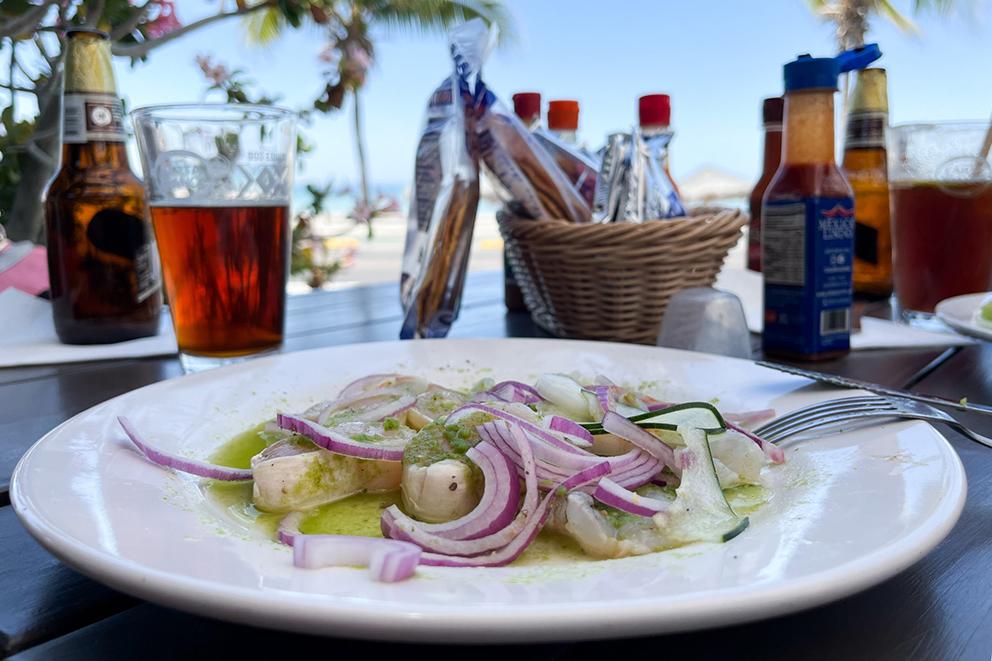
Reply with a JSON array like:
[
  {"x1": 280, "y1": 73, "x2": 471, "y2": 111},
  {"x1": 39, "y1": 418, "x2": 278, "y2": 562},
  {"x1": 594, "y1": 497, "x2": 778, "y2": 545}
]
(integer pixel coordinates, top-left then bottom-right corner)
[{"x1": 1, "y1": 271, "x2": 990, "y2": 660}]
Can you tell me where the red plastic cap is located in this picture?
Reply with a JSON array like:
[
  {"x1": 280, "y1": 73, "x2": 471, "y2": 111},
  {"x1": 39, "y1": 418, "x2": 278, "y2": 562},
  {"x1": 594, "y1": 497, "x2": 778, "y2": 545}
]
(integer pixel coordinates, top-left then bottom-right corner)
[
  {"x1": 512, "y1": 92, "x2": 542, "y2": 122},
  {"x1": 638, "y1": 94, "x2": 671, "y2": 128},
  {"x1": 548, "y1": 100, "x2": 580, "y2": 131},
  {"x1": 762, "y1": 96, "x2": 784, "y2": 124}
]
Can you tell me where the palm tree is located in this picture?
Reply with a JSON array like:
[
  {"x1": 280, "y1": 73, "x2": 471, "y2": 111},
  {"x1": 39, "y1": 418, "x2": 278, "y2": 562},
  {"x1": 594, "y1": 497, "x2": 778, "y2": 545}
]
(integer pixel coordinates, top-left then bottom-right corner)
[
  {"x1": 246, "y1": 1, "x2": 511, "y2": 233},
  {"x1": 806, "y1": 0, "x2": 956, "y2": 107}
]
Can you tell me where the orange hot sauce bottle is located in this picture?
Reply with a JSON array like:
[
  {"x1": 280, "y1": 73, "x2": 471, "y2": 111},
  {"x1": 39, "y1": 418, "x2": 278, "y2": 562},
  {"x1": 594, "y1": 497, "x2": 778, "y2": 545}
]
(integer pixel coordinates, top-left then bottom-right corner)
[{"x1": 762, "y1": 45, "x2": 881, "y2": 360}]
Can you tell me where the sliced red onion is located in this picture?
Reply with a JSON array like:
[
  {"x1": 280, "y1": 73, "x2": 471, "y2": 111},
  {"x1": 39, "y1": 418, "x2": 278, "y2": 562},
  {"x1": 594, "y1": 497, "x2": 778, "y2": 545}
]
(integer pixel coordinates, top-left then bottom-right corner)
[
  {"x1": 383, "y1": 442, "x2": 520, "y2": 542},
  {"x1": 276, "y1": 413, "x2": 404, "y2": 461},
  {"x1": 489, "y1": 381, "x2": 543, "y2": 404},
  {"x1": 418, "y1": 460, "x2": 610, "y2": 568},
  {"x1": 548, "y1": 416, "x2": 594, "y2": 448},
  {"x1": 593, "y1": 477, "x2": 669, "y2": 517},
  {"x1": 278, "y1": 511, "x2": 304, "y2": 546},
  {"x1": 727, "y1": 421, "x2": 785, "y2": 464},
  {"x1": 292, "y1": 534, "x2": 421, "y2": 582},
  {"x1": 383, "y1": 423, "x2": 540, "y2": 556},
  {"x1": 447, "y1": 403, "x2": 593, "y2": 457},
  {"x1": 583, "y1": 385, "x2": 614, "y2": 417},
  {"x1": 601, "y1": 411, "x2": 676, "y2": 468},
  {"x1": 117, "y1": 416, "x2": 253, "y2": 481},
  {"x1": 338, "y1": 373, "x2": 427, "y2": 400}
]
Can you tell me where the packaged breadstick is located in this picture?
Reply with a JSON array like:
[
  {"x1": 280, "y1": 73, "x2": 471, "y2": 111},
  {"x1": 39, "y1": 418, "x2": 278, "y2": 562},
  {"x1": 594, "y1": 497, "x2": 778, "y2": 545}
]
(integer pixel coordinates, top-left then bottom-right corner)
[
  {"x1": 399, "y1": 21, "x2": 490, "y2": 339},
  {"x1": 533, "y1": 127, "x2": 600, "y2": 208},
  {"x1": 474, "y1": 88, "x2": 590, "y2": 222}
]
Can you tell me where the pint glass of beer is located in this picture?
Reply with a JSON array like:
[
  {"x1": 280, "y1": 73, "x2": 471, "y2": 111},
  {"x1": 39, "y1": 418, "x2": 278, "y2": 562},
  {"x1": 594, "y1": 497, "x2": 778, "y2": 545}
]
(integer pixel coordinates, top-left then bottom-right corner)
[
  {"x1": 890, "y1": 122, "x2": 992, "y2": 323},
  {"x1": 132, "y1": 104, "x2": 296, "y2": 371}
]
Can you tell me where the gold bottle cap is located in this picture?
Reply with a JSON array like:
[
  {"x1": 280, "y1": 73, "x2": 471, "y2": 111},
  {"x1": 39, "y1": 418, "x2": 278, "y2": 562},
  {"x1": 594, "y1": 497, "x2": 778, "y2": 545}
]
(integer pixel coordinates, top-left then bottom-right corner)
[
  {"x1": 64, "y1": 30, "x2": 117, "y2": 95},
  {"x1": 850, "y1": 68, "x2": 888, "y2": 114}
]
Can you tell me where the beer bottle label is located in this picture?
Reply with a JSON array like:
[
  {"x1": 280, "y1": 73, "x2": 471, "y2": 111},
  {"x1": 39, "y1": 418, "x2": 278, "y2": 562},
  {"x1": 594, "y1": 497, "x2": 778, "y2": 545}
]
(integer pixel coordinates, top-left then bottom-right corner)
[
  {"x1": 844, "y1": 110, "x2": 886, "y2": 150},
  {"x1": 762, "y1": 197, "x2": 854, "y2": 356},
  {"x1": 86, "y1": 208, "x2": 161, "y2": 303},
  {"x1": 63, "y1": 92, "x2": 126, "y2": 144},
  {"x1": 854, "y1": 220, "x2": 880, "y2": 265}
]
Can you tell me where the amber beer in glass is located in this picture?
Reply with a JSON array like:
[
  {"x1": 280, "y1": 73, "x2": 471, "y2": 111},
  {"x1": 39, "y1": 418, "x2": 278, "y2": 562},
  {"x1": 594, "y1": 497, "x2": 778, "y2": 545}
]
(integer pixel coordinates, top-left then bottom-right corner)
[
  {"x1": 889, "y1": 123, "x2": 992, "y2": 321},
  {"x1": 132, "y1": 105, "x2": 296, "y2": 371}
]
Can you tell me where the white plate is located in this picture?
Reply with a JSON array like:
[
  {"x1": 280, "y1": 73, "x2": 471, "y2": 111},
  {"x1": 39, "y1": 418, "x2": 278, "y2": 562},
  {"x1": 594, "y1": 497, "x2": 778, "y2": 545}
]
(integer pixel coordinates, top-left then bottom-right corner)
[
  {"x1": 11, "y1": 339, "x2": 966, "y2": 643},
  {"x1": 936, "y1": 292, "x2": 992, "y2": 341}
]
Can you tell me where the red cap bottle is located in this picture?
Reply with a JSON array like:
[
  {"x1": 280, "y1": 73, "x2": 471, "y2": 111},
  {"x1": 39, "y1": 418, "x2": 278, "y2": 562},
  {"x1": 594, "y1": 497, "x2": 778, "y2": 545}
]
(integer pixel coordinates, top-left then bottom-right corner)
[
  {"x1": 547, "y1": 100, "x2": 580, "y2": 144},
  {"x1": 638, "y1": 94, "x2": 671, "y2": 130},
  {"x1": 512, "y1": 92, "x2": 542, "y2": 128}
]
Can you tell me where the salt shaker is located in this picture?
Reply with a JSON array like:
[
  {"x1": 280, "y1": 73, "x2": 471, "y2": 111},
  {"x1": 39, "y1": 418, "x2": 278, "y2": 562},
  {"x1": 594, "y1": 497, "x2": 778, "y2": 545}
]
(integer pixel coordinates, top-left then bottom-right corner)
[{"x1": 657, "y1": 287, "x2": 753, "y2": 359}]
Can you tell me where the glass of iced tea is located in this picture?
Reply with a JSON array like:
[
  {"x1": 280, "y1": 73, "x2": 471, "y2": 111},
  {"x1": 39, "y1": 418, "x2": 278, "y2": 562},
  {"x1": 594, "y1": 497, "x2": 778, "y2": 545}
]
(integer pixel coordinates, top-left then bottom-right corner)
[
  {"x1": 890, "y1": 122, "x2": 992, "y2": 324},
  {"x1": 132, "y1": 104, "x2": 296, "y2": 372}
]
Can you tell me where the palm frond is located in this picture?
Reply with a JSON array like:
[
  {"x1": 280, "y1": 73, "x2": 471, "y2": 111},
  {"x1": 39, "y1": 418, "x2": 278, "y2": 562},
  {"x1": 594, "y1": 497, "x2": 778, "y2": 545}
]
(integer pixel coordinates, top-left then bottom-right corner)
[
  {"x1": 875, "y1": 0, "x2": 918, "y2": 33},
  {"x1": 913, "y1": 0, "x2": 957, "y2": 14},
  {"x1": 243, "y1": 6, "x2": 285, "y2": 45},
  {"x1": 355, "y1": 0, "x2": 514, "y2": 43}
]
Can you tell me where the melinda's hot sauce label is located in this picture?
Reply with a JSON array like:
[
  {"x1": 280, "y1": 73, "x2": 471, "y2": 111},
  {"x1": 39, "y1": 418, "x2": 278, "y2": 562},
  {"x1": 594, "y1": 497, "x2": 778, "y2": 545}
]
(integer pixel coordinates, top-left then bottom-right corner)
[{"x1": 762, "y1": 197, "x2": 854, "y2": 356}]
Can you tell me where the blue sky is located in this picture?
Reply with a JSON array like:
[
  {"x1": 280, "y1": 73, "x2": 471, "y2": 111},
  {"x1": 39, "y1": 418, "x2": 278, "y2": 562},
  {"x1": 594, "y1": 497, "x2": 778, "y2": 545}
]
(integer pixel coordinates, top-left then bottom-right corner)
[{"x1": 69, "y1": 1, "x2": 992, "y2": 190}]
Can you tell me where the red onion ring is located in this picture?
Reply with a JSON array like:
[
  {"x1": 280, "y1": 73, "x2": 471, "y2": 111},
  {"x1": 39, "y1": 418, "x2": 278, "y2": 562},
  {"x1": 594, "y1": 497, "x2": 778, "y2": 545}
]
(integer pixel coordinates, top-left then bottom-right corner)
[
  {"x1": 117, "y1": 416, "x2": 253, "y2": 481},
  {"x1": 593, "y1": 477, "x2": 669, "y2": 517},
  {"x1": 447, "y1": 403, "x2": 593, "y2": 456},
  {"x1": 601, "y1": 411, "x2": 677, "y2": 469},
  {"x1": 381, "y1": 442, "x2": 520, "y2": 542},
  {"x1": 276, "y1": 413, "x2": 405, "y2": 461},
  {"x1": 418, "y1": 460, "x2": 610, "y2": 568},
  {"x1": 383, "y1": 423, "x2": 540, "y2": 556},
  {"x1": 292, "y1": 534, "x2": 421, "y2": 582}
]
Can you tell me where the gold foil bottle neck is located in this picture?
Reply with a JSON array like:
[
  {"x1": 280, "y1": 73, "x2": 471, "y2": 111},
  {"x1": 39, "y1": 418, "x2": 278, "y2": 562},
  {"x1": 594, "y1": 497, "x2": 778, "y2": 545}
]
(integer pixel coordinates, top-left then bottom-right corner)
[
  {"x1": 849, "y1": 68, "x2": 888, "y2": 114},
  {"x1": 64, "y1": 31, "x2": 117, "y2": 95}
]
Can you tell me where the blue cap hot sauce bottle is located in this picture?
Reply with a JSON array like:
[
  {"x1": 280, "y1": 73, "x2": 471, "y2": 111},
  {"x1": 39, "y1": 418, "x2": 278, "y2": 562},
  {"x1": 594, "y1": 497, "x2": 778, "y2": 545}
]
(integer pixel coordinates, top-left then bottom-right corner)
[{"x1": 761, "y1": 45, "x2": 881, "y2": 360}]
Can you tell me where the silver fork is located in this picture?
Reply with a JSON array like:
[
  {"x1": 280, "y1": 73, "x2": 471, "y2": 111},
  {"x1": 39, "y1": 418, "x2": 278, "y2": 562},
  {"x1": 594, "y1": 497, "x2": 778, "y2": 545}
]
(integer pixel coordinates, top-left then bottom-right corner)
[{"x1": 752, "y1": 395, "x2": 992, "y2": 449}]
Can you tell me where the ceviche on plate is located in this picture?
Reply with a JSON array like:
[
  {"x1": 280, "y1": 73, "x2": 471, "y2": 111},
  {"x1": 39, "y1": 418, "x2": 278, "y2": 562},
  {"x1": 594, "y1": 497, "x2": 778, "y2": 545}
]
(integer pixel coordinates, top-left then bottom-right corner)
[{"x1": 119, "y1": 372, "x2": 785, "y2": 582}]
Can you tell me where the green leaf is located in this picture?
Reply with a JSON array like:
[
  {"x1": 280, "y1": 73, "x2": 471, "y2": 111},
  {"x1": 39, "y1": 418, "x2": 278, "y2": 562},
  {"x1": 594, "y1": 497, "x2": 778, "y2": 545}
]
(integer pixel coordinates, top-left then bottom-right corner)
[{"x1": 243, "y1": 6, "x2": 285, "y2": 44}]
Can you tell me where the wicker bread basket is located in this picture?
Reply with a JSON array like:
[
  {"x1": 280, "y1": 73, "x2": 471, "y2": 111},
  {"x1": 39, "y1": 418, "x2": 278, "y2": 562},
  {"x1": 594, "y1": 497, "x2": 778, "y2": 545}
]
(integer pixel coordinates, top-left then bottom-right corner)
[{"x1": 499, "y1": 208, "x2": 747, "y2": 345}]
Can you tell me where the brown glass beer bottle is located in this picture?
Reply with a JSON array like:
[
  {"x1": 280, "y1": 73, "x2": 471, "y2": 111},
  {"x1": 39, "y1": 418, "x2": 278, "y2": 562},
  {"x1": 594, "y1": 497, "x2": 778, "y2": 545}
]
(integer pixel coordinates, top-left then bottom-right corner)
[{"x1": 45, "y1": 28, "x2": 161, "y2": 344}]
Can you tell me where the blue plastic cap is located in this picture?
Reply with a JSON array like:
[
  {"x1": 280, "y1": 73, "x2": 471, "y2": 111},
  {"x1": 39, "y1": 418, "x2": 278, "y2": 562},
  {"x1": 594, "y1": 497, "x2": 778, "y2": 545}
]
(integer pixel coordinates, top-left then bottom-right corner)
[{"x1": 783, "y1": 43, "x2": 882, "y2": 92}]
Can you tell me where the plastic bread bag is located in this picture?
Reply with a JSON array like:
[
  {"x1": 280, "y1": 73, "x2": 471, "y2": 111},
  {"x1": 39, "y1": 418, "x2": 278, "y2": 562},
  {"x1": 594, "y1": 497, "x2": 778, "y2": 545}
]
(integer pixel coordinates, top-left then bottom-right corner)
[
  {"x1": 399, "y1": 21, "x2": 489, "y2": 339},
  {"x1": 642, "y1": 129, "x2": 686, "y2": 218},
  {"x1": 594, "y1": 132, "x2": 630, "y2": 222},
  {"x1": 532, "y1": 127, "x2": 600, "y2": 208},
  {"x1": 472, "y1": 73, "x2": 590, "y2": 222}
]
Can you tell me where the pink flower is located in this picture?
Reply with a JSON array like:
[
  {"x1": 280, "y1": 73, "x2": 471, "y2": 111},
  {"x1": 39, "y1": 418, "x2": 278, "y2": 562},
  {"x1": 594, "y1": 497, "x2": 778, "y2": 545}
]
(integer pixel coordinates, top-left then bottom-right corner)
[{"x1": 144, "y1": 0, "x2": 181, "y2": 40}]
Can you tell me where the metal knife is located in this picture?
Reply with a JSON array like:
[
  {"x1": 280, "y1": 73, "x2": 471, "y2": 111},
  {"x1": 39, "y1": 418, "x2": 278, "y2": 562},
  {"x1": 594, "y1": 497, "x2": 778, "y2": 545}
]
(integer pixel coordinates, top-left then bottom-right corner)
[{"x1": 755, "y1": 360, "x2": 992, "y2": 416}]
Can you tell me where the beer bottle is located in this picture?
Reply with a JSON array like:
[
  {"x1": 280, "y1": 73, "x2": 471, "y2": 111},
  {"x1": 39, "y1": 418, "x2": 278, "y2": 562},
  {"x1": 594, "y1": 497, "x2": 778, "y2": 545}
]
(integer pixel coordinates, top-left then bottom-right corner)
[
  {"x1": 842, "y1": 68, "x2": 891, "y2": 296},
  {"x1": 45, "y1": 28, "x2": 162, "y2": 344}
]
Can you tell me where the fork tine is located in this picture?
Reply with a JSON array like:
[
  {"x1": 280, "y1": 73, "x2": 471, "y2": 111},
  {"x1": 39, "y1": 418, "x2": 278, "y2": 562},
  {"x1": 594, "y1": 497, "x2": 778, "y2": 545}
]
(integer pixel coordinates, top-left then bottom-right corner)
[
  {"x1": 763, "y1": 410, "x2": 901, "y2": 444},
  {"x1": 753, "y1": 396, "x2": 887, "y2": 436},
  {"x1": 758, "y1": 401, "x2": 897, "y2": 441}
]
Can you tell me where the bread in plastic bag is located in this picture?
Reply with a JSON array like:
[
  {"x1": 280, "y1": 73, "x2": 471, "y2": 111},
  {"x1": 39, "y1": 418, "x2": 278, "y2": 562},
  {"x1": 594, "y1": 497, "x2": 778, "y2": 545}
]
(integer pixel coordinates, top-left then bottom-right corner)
[{"x1": 399, "y1": 21, "x2": 492, "y2": 339}]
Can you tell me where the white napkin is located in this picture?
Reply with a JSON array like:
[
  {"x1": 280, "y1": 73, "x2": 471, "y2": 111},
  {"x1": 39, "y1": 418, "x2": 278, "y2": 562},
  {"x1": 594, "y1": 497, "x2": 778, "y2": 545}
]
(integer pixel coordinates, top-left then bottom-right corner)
[
  {"x1": 714, "y1": 267, "x2": 974, "y2": 350},
  {"x1": 0, "y1": 288, "x2": 177, "y2": 367}
]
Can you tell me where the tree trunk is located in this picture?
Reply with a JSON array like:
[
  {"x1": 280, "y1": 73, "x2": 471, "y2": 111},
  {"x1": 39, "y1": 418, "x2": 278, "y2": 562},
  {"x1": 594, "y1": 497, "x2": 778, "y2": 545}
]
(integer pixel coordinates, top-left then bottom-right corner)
[
  {"x1": 6, "y1": 64, "x2": 62, "y2": 243},
  {"x1": 351, "y1": 89, "x2": 372, "y2": 238}
]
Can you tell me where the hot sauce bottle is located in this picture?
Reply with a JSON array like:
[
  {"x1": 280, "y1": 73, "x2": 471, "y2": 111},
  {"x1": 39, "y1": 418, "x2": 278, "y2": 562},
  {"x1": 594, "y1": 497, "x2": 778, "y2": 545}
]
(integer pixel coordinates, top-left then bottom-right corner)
[
  {"x1": 748, "y1": 97, "x2": 783, "y2": 272},
  {"x1": 762, "y1": 45, "x2": 881, "y2": 360},
  {"x1": 503, "y1": 92, "x2": 542, "y2": 312}
]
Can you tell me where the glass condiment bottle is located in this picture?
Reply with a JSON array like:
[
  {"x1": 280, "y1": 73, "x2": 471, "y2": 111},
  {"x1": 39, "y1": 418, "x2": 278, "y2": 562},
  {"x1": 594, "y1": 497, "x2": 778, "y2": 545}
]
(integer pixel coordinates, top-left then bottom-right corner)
[
  {"x1": 843, "y1": 68, "x2": 892, "y2": 297},
  {"x1": 44, "y1": 28, "x2": 162, "y2": 344},
  {"x1": 512, "y1": 92, "x2": 542, "y2": 130},
  {"x1": 638, "y1": 93, "x2": 681, "y2": 199},
  {"x1": 547, "y1": 100, "x2": 580, "y2": 143},
  {"x1": 748, "y1": 97, "x2": 783, "y2": 271},
  {"x1": 761, "y1": 45, "x2": 881, "y2": 360}
]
